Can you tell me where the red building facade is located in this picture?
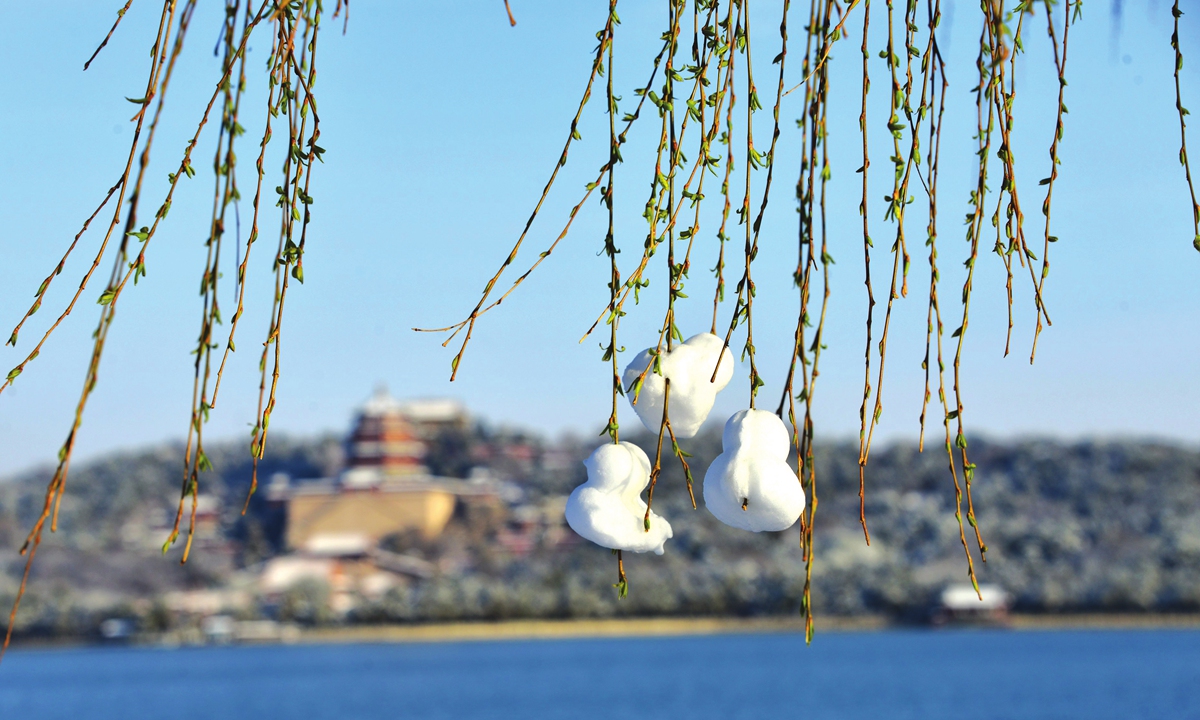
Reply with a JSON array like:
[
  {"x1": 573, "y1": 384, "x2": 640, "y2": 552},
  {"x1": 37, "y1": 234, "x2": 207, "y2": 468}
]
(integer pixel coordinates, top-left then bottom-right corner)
[{"x1": 344, "y1": 387, "x2": 427, "y2": 482}]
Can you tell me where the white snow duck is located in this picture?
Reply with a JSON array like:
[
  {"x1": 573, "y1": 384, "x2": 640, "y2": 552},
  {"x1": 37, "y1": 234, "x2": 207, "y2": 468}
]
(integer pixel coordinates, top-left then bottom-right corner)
[
  {"x1": 622, "y1": 332, "x2": 734, "y2": 438},
  {"x1": 702, "y1": 409, "x2": 805, "y2": 532},
  {"x1": 565, "y1": 442, "x2": 673, "y2": 554}
]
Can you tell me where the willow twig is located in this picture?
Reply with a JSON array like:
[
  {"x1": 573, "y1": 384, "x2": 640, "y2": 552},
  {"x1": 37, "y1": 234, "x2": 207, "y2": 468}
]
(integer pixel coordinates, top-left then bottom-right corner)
[
  {"x1": 3, "y1": 0, "x2": 187, "y2": 662},
  {"x1": 421, "y1": 8, "x2": 621, "y2": 381},
  {"x1": 84, "y1": 0, "x2": 136, "y2": 70},
  {"x1": 1030, "y1": 0, "x2": 1073, "y2": 362},
  {"x1": 1170, "y1": 0, "x2": 1198, "y2": 252}
]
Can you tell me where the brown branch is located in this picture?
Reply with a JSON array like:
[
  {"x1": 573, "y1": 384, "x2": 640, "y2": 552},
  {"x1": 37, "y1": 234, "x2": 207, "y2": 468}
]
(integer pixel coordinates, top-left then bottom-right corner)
[
  {"x1": 1171, "y1": 0, "x2": 1199, "y2": 252},
  {"x1": 84, "y1": 0, "x2": 136, "y2": 70},
  {"x1": 1030, "y1": 0, "x2": 1073, "y2": 362},
  {"x1": 419, "y1": 8, "x2": 621, "y2": 381}
]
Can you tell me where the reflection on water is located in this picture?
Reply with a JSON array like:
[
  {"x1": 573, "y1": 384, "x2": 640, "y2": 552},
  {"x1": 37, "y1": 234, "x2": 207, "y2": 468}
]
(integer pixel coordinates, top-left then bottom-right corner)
[{"x1": 1, "y1": 628, "x2": 1198, "y2": 720}]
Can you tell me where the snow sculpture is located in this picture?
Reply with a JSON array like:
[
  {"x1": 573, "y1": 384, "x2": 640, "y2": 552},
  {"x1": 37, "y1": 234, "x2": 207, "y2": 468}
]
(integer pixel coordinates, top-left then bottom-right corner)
[
  {"x1": 702, "y1": 409, "x2": 805, "y2": 532},
  {"x1": 565, "y1": 442, "x2": 673, "y2": 554},
  {"x1": 622, "y1": 332, "x2": 734, "y2": 438}
]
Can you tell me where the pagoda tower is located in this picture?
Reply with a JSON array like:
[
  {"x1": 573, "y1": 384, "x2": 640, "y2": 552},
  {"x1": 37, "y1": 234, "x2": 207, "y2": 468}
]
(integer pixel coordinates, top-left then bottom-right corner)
[{"x1": 342, "y1": 386, "x2": 427, "y2": 486}]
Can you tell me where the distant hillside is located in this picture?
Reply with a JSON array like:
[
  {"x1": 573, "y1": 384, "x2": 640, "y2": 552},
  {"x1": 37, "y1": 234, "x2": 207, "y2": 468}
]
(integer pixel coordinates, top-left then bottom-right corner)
[
  {"x1": 2, "y1": 424, "x2": 1199, "y2": 638},
  {"x1": 0, "y1": 434, "x2": 344, "y2": 552}
]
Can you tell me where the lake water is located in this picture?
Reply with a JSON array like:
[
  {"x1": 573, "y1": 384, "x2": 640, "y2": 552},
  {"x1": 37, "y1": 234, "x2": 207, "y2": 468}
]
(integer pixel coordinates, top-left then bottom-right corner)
[{"x1": 0, "y1": 628, "x2": 1197, "y2": 719}]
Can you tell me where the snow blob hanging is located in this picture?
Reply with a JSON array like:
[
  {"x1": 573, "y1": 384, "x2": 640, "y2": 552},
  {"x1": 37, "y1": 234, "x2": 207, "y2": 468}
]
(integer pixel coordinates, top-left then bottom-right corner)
[
  {"x1": 703, "y1": 409, "x2": 805, "y2": 532},
  {"x1": 565, "y1": 442, "x2": 674, "y2": 554},
  {"x1": 622, "y1": 332, "x2": 734, "y2": 438}
]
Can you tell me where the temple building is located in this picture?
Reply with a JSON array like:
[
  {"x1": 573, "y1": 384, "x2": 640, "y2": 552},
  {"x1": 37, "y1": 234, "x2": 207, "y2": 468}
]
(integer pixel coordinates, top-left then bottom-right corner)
[
  {"x1": 276, "y1": 387, "x2": 491, "y2": 551},
  {"x1": 341, "y1": 387, "x2": 429, "y2": 486}
]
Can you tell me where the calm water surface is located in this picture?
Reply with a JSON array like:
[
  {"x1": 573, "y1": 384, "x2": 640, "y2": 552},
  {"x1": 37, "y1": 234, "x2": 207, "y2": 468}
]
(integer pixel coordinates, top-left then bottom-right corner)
[{"x1": 0, "y1": 628, "x2": 1197, "y2": 719}]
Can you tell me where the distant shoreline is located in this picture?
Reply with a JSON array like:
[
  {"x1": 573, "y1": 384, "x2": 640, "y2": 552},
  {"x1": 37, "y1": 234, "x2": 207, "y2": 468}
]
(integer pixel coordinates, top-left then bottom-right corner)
[
  {"x1": 1007, "y1": 613, "x2": 1200, "y2": 630},
  {"x1": 294, "y1": 613, "x2": 1200, "y2": 646},
  {"x1": 295, "y1": 615, "x2": 877, "y2": 646},
  {"x1": 8, "y1": 613, "x2": 1200, "y2": 653}
]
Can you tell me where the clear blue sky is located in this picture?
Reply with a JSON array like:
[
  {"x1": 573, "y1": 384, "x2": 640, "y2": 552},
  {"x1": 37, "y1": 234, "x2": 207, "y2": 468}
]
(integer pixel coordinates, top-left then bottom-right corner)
[{"x1": 0, "y1": 1, "x2": 1197, "y2": 476}]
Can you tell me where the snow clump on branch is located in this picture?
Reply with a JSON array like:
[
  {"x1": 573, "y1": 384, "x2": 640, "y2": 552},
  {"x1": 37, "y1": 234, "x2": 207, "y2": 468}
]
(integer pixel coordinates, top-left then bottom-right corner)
[
  {"x1": 703, "y1": 409, "x2": 805, "y2": 532},
  {"x1": 622, "y1": 332, "x2": 734, "y2": 438},
  {"x1": 565, "y1": 442, "x2": 673, "y2": 554}
]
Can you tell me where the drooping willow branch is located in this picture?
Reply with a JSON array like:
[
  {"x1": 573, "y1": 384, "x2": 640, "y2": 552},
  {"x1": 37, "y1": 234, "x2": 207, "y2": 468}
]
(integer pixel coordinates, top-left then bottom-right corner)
[
  {"x1": 247, "y1": 1, "x2": 326, "y2": 516},
  {"x1": 858, "y1": 0, "x2": 912, "y2": 546},
  {"x1": 854, "y1": 0, "x2": 876, "y2": 553},
  {"x1": 1031, "y1": 0, "x2": 1074, "y2": 361},
  {"x1": 169, "y1": 0, "x2": 252, "y2": 564},
  {"x1": 602, "y1": 0, "x2": 622, "y2": 447},
  {"x1": 3, "y1": 0, "x2": 332, "y2": 660},
  {"x1": 1171, "y1": 1, "x2": 1199, "y2": 252},
  {"x1": 780, "y1": 0, "x2": 828, "y2": 644},
  {"x1": 917, "y1": 0, "x2": 976, "y2": 604},
  {"x1": 423, "y1": 0, "x2": 1102, "y2": 624},
  {"x1": 84, "y1": 1, "x2": 137, "y2": 71},
  {"x1": 635, "y1": 0, "x2": 692, "y2": 525},
  {"x1": 3, "y1": 0, "x2": 197, "y2": 659},
  {"x1": 623, "y1": 0, "x2": 739, "y2": 525},
  {"x1": 415, "y1": 8, "x2": 624, "y2": 380},
  {"x1": 585, "y1": 1, "x2": 738, "y2": 350}
]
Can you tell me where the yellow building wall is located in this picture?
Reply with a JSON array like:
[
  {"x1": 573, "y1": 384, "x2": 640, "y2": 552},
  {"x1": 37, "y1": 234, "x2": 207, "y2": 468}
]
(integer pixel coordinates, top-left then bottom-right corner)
[{"x1": 287, "y1": 489, "x2": 457, "y2": 550}]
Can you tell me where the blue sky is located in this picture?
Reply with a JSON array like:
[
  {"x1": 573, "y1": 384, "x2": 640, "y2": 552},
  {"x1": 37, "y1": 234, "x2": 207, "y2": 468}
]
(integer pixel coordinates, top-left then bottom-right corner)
[{"x1": 0, "y1": 1, "x2": 1197, "y2": 476}]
